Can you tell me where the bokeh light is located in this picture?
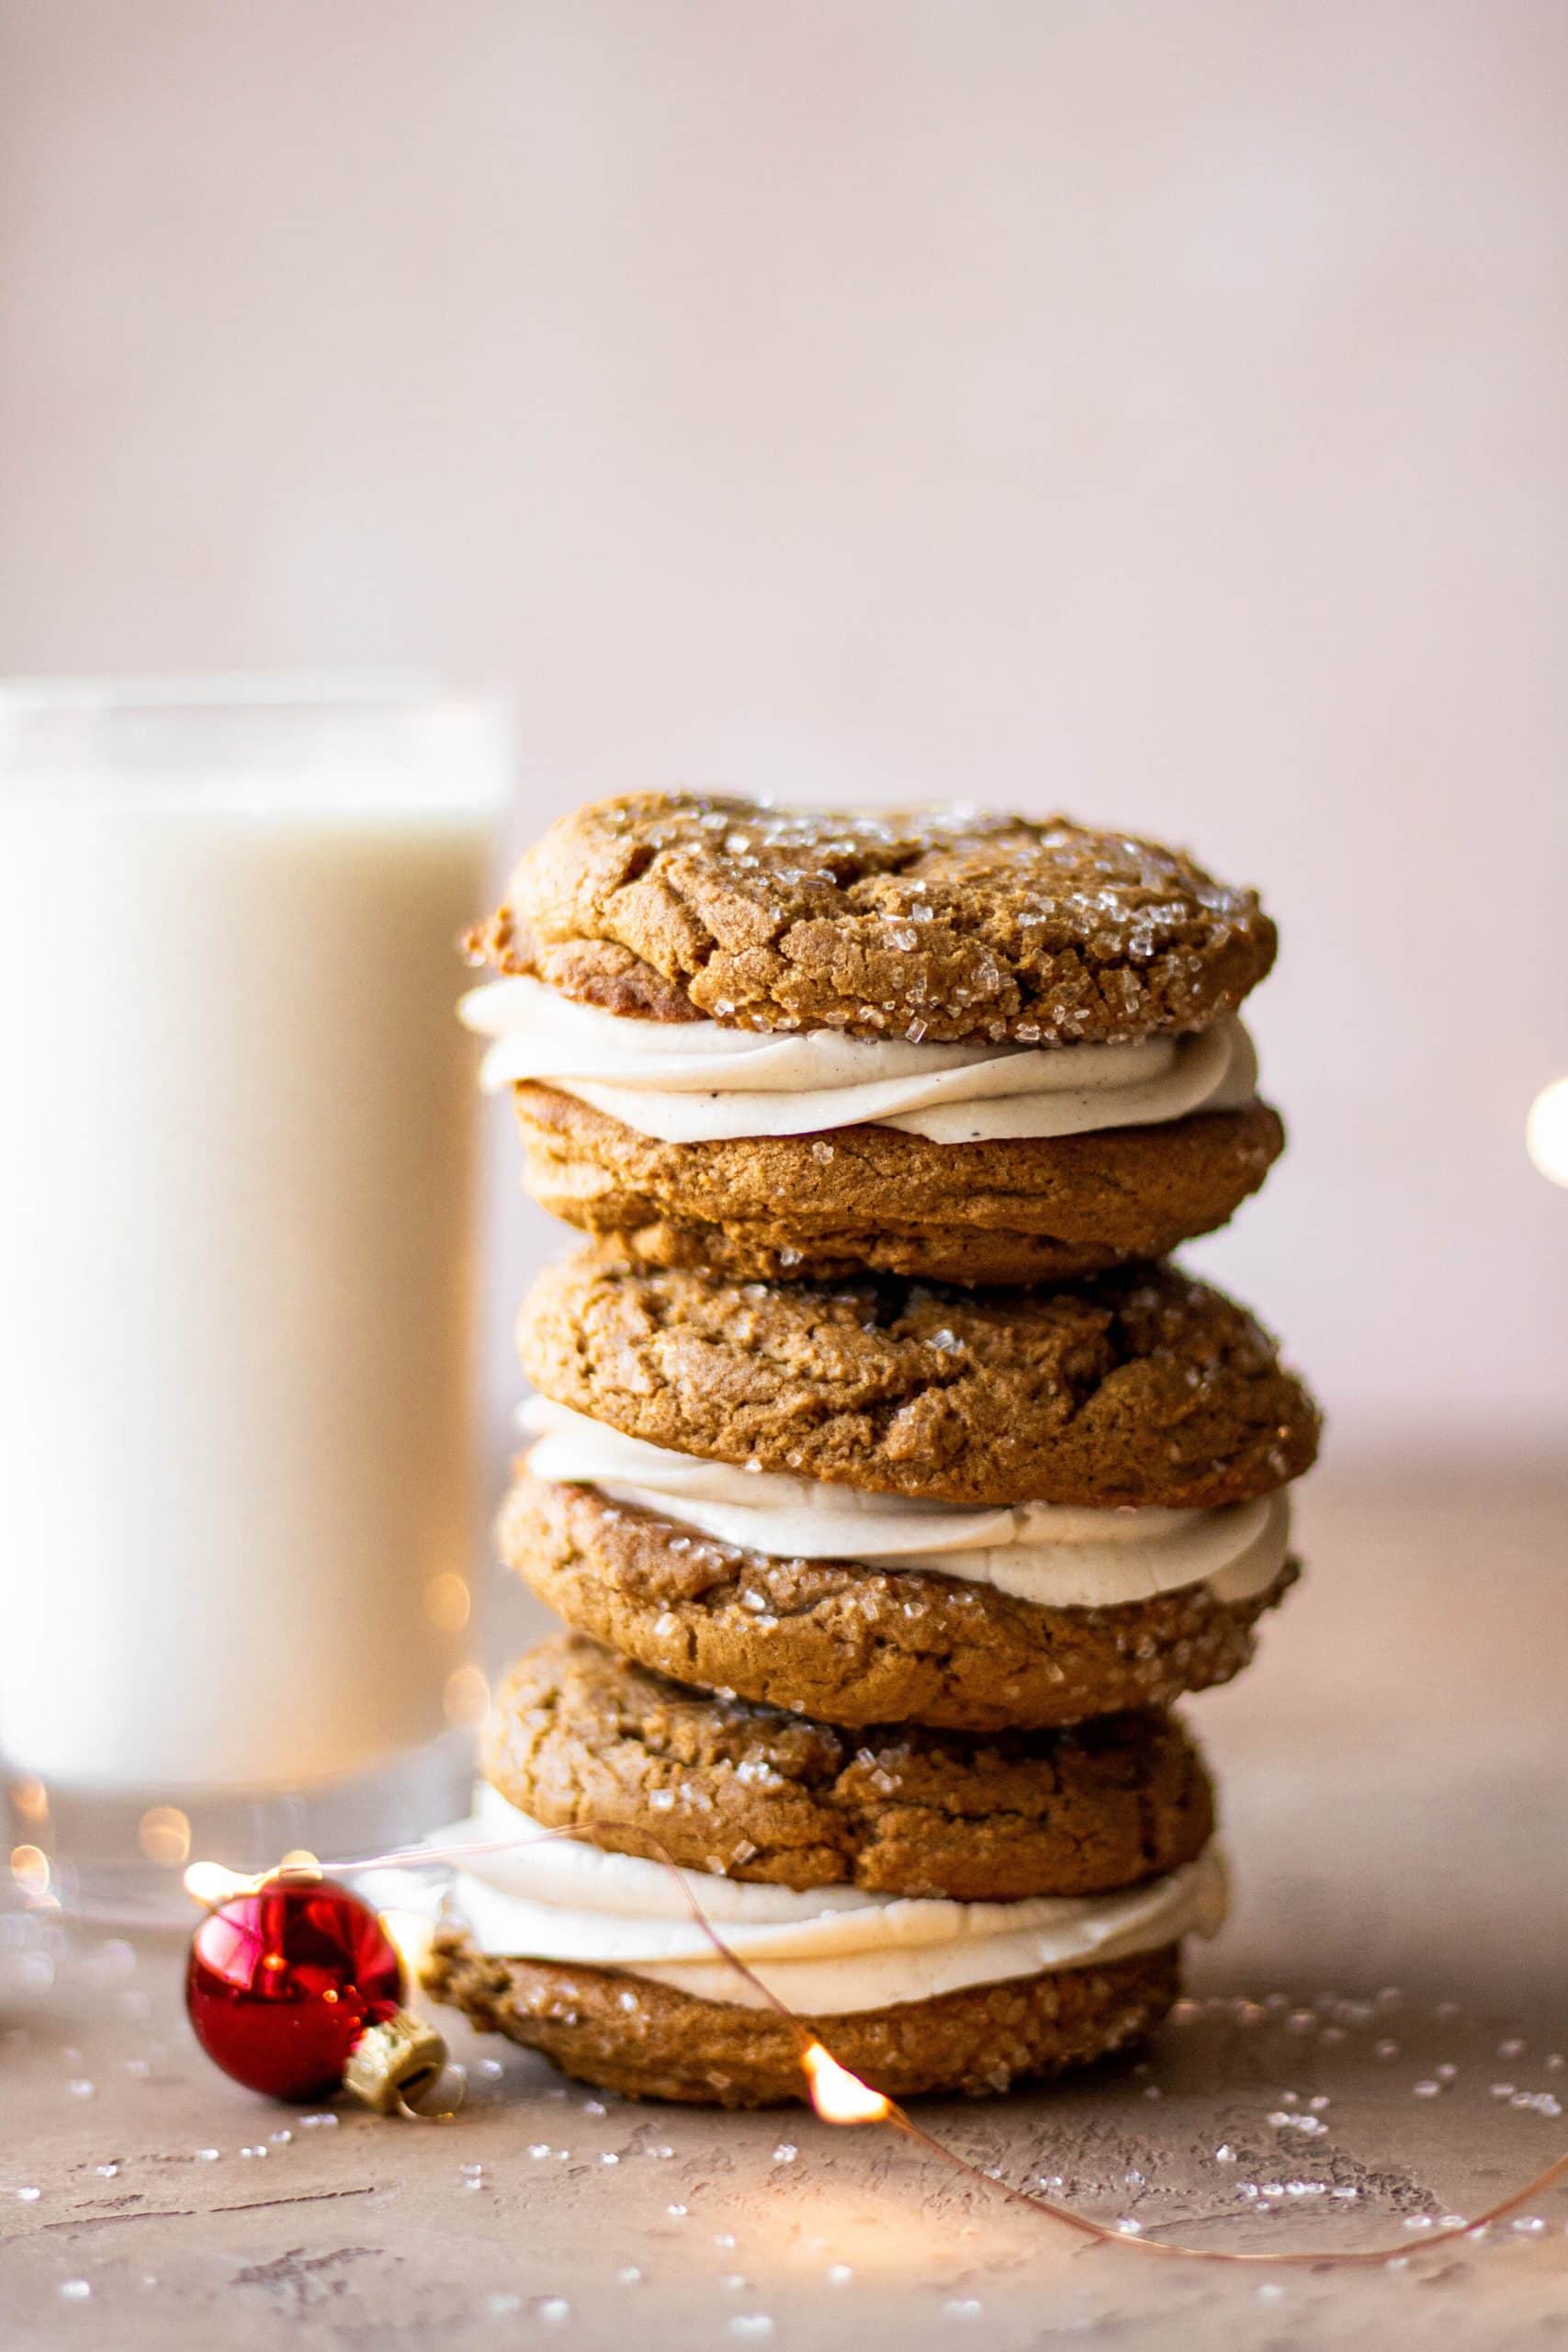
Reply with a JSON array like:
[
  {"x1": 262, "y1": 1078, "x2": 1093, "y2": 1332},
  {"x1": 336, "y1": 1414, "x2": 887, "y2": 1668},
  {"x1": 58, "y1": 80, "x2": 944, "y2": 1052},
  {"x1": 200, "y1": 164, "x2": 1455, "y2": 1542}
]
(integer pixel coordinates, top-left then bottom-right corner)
[
  {"x1": 1525, "y1": 1077, "x2": 1568, "y2": 1187},
  {"x1": 423, "y1": 1572, "x2": 472, "y2": 1632},
  {"x1": 444, "y1": 1665, "x2": 490, "y2": 1729},
  {"x1": 9, "y1": 1843, "x2": 50, "y2": 1898},
  {"x1": 137, "y1": 1805, "x2": 191, "y2": 1867},
  {"x1": 8, "y1": 1775, "x2": 49, "y2": 1825}
]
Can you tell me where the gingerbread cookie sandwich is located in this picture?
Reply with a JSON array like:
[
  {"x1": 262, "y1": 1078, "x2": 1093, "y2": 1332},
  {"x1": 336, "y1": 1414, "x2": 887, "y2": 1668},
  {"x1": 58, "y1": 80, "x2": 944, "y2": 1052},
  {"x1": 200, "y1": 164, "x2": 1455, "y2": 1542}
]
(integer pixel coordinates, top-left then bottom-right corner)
[
  {"x1": 503, "y1": 1248, "x2": 1317, "y2": 1730},
  {"x1": 461, "y1": 794, "x2": 1283, "y2": 1282},
  {"x1": 424, "y1": 1634, "x2": 1225, "y2": 2105}
]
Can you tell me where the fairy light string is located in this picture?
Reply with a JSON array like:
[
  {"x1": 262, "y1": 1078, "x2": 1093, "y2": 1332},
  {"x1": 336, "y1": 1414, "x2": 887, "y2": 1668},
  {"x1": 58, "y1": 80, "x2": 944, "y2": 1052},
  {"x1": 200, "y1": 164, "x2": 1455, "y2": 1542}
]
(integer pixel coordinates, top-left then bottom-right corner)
[{"x1": 186, "y1": 1824, "x2": 1568, "y2": 2268}]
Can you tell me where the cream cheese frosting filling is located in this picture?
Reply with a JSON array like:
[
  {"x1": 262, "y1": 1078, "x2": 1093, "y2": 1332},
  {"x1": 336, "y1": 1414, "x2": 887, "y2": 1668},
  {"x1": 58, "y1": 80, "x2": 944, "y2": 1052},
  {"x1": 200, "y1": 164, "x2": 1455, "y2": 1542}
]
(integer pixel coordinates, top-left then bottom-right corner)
[
  {"x1": 522, "y1": 1397, "x2": 1290, "y2": 1608},
  {"x1": 460, "y1": 975, "x2": 1258, "y2": 1146},
  {"x1": 445, "y1": 1785, "x2": 1228, "y2": 2014}
]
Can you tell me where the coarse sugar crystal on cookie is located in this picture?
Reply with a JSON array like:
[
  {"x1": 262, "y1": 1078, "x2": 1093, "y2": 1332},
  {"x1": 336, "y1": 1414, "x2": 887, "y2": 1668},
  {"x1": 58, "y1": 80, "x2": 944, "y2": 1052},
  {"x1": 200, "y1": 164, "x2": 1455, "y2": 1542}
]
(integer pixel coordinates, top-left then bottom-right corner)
[{"x1": 460, "y1": 792, "x2": 1284, "y2": 1280}]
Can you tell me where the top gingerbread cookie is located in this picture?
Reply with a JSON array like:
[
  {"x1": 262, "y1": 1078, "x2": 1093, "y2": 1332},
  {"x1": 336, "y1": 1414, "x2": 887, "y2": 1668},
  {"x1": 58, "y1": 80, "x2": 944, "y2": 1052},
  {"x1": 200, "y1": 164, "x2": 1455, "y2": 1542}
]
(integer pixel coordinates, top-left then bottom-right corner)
[{"x1": 467, "y1": 793, "x2": 1276, "y2": 1046}]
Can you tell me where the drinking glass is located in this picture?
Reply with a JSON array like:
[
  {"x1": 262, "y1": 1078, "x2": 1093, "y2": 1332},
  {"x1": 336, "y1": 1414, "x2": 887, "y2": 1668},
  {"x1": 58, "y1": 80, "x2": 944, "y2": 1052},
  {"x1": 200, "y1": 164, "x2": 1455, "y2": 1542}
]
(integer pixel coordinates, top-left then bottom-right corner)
[{"x1": 0, "y1": 677, "x2": 510, "y2": 1919}]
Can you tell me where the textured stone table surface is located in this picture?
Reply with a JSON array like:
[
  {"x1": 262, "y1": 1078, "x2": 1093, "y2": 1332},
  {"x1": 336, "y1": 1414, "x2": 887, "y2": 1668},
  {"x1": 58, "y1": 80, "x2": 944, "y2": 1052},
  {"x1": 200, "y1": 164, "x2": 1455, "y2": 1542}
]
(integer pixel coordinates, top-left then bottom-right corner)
[{"x1": 4, "y1": 1456, "x2": 1566, "y2": 2350}]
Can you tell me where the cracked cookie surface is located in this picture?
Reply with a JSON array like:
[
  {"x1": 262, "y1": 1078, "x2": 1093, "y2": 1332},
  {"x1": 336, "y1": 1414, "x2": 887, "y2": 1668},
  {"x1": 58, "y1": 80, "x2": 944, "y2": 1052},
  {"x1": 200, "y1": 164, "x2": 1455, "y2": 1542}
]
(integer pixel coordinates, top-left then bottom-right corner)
[
  {"x1": 516, "y1": 1246, "x2": 1320, "y2": 1510},
  {"x1": 509, "y1": 1084, "x2": 1285, "y2": 1284},
  {"x1": 485, "y1": 1632, "x2": 1213, "y2": 1900},
  {"x1": 502, "y1": 1476, "x2": 1299, "y2": 1731},
  {"x1": 467, "y1": 792, "x2": 1276, "y2": 1046}
]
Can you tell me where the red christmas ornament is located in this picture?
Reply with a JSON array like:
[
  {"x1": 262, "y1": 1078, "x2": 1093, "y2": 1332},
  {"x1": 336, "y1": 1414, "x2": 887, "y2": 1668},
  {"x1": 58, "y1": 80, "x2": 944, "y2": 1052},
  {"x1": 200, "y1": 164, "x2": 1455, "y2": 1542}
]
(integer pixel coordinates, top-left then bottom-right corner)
[{"x1": 186, "y1": 1871, "x2": 446, "y2": 2111}]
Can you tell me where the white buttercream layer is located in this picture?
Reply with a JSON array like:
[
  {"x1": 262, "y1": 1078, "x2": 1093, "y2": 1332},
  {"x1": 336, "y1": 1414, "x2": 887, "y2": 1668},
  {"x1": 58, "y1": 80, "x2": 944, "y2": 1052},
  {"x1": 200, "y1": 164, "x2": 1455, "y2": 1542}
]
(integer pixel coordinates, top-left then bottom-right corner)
[
  {"x1": 446, "y1": 1786, "x2": 1227, "y2": 2013},
  {"x1": 460, "y1": 976, "x2": 1258, "y2": 1145},
  {"x1": 521, "y1": 1397, "x2": 1290, "y2": 1608}
]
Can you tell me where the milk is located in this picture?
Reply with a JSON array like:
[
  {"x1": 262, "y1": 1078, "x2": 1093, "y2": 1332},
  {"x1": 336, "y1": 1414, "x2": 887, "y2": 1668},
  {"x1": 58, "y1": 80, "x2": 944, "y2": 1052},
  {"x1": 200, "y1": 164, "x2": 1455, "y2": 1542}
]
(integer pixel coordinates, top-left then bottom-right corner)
[{"x1": 0, "y1": 692, "x2": 502, "y2": 1801}]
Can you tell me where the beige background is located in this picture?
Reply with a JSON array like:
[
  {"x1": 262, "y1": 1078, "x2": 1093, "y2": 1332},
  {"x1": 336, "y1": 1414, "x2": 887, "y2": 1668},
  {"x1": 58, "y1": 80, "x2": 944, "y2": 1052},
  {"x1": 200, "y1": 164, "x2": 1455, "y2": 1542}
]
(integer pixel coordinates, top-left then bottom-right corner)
[{"x1": 2, "y1": 0, "x2": 1565, "y2": 1453}]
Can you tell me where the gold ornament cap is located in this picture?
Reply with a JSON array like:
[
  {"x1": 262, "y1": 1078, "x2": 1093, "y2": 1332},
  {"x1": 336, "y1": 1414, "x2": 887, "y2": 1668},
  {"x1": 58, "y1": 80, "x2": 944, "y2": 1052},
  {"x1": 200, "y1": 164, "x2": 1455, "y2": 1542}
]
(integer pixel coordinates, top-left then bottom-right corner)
[{"x1": 344, "y1": 2009, "x2": 449, "y2": 2115}]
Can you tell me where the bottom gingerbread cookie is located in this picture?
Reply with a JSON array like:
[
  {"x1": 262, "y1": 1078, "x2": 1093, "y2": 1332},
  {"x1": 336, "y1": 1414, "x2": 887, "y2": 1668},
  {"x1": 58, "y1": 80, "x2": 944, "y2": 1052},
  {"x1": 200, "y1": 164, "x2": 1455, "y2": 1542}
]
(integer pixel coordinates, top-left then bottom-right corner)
[{"x1": 423, "y1": 1931, "x2": 1181, "y2": 2107}]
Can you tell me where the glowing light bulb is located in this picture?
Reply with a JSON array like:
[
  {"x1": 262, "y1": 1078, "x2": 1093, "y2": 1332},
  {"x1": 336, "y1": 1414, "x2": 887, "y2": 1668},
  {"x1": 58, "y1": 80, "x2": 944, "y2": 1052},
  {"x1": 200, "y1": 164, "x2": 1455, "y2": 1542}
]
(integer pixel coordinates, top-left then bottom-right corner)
[
  {"x1": 184, "y1": 1860, "x2": 254, "y2": 1905},
  {"x1": 1526, "y1": 1077, "x2": 1568, "y2": 1188},
  {"x1": 802, "y1": 2041, "x2": 892, "y2": 2124}
]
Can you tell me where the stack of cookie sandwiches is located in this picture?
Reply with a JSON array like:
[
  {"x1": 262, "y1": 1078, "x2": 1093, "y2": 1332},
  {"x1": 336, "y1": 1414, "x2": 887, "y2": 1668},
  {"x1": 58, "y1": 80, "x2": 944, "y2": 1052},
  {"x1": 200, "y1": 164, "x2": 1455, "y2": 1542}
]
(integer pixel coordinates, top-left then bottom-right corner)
[{"x1": 426, "y1": 796, "x2": 1319, "y2": 2105}]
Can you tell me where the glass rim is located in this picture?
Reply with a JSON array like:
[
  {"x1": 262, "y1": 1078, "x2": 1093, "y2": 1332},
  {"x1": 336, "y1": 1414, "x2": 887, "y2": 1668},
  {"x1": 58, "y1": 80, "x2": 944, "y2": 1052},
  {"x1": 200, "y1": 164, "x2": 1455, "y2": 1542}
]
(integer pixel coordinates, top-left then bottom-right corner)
[
  {"x1": 0, "y1": 670, "x2": 495, "y2": 718},
  {"x1": 0, "y1": 673, "x2": 513, "y2": 808}
]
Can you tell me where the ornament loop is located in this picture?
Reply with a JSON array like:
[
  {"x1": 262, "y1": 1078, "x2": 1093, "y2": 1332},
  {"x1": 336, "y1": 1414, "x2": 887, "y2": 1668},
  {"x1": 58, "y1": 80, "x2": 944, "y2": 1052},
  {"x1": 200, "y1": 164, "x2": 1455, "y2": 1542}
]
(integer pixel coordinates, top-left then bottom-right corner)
[
  {"x1": 395, "y1": 2069, "x2": 467, "y2": 2124},
  {"x1": 344, "y1": 2008, "x2": 450, "y2": 2116}
]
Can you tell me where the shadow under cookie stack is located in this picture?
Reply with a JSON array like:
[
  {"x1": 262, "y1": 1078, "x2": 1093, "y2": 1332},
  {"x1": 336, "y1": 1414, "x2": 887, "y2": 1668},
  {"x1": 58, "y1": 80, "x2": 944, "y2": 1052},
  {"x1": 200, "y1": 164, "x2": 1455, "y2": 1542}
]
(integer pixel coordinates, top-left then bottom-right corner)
[{"x1": 425, "y1": 795, "x2": 1319, "y2": 2107}]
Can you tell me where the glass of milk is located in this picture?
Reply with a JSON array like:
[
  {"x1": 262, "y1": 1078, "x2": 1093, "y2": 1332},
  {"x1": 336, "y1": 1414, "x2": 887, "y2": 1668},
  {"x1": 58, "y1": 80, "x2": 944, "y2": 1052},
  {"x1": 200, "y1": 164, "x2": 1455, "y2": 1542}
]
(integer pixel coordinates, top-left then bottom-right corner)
[{"x1": 0, "y1": 678, "x2": 510, "y2": 1919}]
